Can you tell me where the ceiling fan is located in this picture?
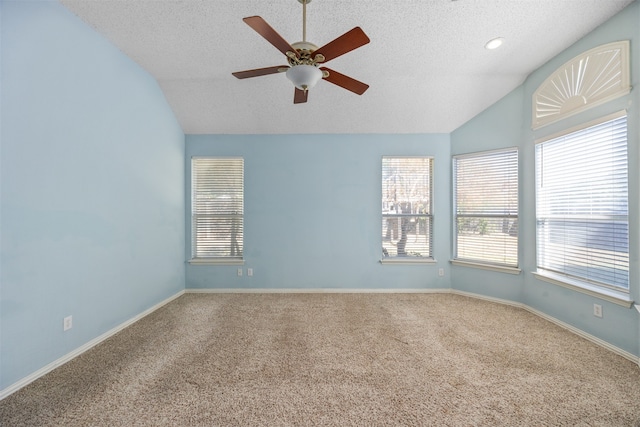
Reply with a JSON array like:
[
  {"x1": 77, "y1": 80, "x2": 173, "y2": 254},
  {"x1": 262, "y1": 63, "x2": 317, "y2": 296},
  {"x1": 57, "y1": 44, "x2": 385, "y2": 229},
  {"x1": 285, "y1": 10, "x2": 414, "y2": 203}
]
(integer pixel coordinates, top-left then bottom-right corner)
[{"x1": 232, "y1": 0, "x2": 370, "y2": 104}]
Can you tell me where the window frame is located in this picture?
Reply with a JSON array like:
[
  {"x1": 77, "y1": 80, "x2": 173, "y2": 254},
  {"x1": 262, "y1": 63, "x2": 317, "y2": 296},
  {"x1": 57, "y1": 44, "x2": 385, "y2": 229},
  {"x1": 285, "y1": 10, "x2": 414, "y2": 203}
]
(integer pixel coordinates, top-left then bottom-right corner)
[
  {"x1": 533, "y1": 111, "x2": 632, "y2": 306},
  {"x1": 452, "y1": 147, "x2": 520, "y2": 274},
  {"x1": 189, "y1": 156, "x2": 244, "y2": 265},
  {"x1": 381, "y1": 156, "x2": 435, "y2": 264}
]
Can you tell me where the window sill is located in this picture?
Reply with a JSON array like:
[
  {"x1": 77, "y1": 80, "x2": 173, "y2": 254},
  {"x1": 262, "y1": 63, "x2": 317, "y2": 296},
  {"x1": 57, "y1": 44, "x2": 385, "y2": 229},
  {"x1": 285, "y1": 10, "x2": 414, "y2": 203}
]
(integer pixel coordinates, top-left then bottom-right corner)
[
  {"x1": 188, "y1": 258, "x2": 244, "y2": 266},
  {"x1": 451, "y1": 259, "x2": 521, "y2": 275},
  {"x1": 380, "y1": 258, "x2": 436, "y2": 265},
  {"x1": 532, "y1": 270, "x2": 633, "y2": 308}
]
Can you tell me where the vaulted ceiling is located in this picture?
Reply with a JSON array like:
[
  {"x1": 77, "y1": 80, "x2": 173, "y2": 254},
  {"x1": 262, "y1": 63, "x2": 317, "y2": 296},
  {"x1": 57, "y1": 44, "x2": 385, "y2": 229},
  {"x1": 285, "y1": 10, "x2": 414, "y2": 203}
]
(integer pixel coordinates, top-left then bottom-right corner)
[{"x1": 59, "y1": 0, "x2": 634, "y2": 134}]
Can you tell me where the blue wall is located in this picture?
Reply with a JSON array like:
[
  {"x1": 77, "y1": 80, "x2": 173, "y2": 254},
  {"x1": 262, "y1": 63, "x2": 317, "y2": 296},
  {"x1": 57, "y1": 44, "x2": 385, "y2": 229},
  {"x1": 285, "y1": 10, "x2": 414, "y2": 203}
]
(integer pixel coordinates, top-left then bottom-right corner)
[
  {"x1": 451, "y1": 1, "x2": 640, "y2": 356},
  {"x1": 1, "y1": 1, "x2": 185, "y2": 390},
  {"x1": 186, "y1": 134, "x2": 451, "y2": 290},
  {"x1": 1, "y1": 0, "x2": 638, "y2": 400},
  {"x1": 450, "y1": 86, "x2": 526, "y2": 303}
]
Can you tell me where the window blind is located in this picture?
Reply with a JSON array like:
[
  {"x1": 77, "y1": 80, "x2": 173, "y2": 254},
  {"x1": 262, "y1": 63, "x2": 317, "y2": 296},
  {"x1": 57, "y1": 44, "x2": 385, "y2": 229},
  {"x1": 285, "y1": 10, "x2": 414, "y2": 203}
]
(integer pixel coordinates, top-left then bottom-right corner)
[
  {"x1": 191, "y1": 157, "x2": 244, "y2": 260},
  {"x1": 382, "y1": 157, "x2": 433, "y2": 259},
  {"x1": 535, "y1": 114, "x2": 628, "y2": 291},
  {"x1": 453, "y1": 148, "x2": 518, "y2": 267}
]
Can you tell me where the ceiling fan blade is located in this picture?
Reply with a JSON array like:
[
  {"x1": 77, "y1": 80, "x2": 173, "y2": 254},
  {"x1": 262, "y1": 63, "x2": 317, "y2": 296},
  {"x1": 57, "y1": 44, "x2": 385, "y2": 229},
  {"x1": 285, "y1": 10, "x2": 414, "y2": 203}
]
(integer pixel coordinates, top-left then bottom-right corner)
[
  {"x1": 243, "y1": 16, "x2": 299, "y2": 58},
  {"x1": 294, "y1": 88, "x2": 308, "y2": 104},
  {"x1": 232, "y1": 66, "x2": 288, "y2": 79},
  {"x1": 313, "y1": 27, "x2": 370, "y2": 63},
  {"x1": 320, "y1": 67, "x2": 369, "y2": 95}
]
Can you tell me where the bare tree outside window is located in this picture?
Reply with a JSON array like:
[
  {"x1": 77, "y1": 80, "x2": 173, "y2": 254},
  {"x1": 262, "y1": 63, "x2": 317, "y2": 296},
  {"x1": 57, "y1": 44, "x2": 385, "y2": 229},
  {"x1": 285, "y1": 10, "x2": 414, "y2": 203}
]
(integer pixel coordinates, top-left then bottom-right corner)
[
  {"x1": 191, "y1": 157, "x2": 244, "y2": 261},
  {"x1": 382, "y1": 157, "x2": 433, "y2": 259}
]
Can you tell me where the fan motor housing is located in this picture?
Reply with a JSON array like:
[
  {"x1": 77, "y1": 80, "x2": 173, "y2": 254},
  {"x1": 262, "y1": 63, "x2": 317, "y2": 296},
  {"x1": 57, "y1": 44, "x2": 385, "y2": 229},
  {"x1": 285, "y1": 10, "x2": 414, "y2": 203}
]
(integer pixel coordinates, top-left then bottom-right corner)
[
  {"x1": 292, "y1": 41, "x2": 318, "y2": 53},
  {"x1": 288, "y1": 41, "x2": 325, "y2": 67}
]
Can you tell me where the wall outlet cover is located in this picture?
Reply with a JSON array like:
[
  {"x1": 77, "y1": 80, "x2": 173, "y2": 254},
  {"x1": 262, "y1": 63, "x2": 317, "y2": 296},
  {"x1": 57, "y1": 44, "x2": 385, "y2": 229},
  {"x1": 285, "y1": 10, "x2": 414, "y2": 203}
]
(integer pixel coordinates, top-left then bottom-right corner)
[
  {"x1": 593, "y1": 304, "x2": 603, "y2": 318},
  {"x1": 63, "y1": 315, "x2": 73, "y2": 331}
]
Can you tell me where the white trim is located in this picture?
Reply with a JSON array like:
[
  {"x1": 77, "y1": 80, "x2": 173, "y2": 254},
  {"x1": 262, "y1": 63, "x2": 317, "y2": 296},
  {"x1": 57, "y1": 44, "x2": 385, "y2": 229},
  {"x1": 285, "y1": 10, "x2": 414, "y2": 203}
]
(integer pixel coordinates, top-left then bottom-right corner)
[
  {"x1": 379, "y1": 258, "x2": 437, "y2": 265},
  {"x1": 451, "y1": 289, "x2": 525, "y2": 308},
  {"x1": 532, "y1": 41, "x2": 630, "y2": 130},
  {"x1": 535, "y1": 110, "x2": 627, "y2": 144},
  {"x1": 0, "y1": 290, "x2": 185, "y2": 401},
  {"x1": 524, "y1": 304, "x2": 638, "y2": 365},
  {"x1": 451, "y1": 289, "x2": 639, "y2": 365},
  {"x1": 532, "y1": 271, "x2": 633, "y2": 308},
  {"x1": 3, "y1": 288, "x2": 638, "y2": 401},
  {"x1": 186, "y1": 288, "x2": 451, "y2": 294},
  {"x1": 188, "y1": 258, "x2": 244, "y2": 265},
  {"x1": 187, "y1": 287, "x2": 639, "y2": 365},
  {"x1": 452, "y1": 146, "x2": 519, "y2": 160},
  {"x1": 450, "y1": 259, "x2": 521, "y2": 275}
]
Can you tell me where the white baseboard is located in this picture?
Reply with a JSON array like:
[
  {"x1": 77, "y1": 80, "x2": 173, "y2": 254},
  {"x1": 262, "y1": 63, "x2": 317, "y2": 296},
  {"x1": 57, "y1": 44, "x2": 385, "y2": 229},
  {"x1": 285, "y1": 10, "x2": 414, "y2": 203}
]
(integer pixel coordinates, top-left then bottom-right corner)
[
  {"x1": 185, "y1": 288, "x2": 451, "y2": 294},
  {"x1": 450, "y1": 288, "x2": 523, "y2": 308},
  {"x1": 523, "y1": 304, "x2": 639, "y2": 364},
  {"x1": 189, "y1": 287, "x2": 640, "y2": 366},
  {"x1": 451, "y1": 289, "x2": 640, "y2": 366},
  {"x1": 3, "y1": 287, "x2": 637, "y2": 400},
  {"x1": 0, "y1": 290, "x2": 185, "y2": 401}
]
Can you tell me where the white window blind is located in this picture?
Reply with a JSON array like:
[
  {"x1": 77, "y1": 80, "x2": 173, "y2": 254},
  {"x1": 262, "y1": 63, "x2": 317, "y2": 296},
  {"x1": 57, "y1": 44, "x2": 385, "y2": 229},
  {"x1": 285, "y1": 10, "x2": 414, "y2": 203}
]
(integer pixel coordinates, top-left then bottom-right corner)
[
  {"x1": 191, "y1": 157, "x2": 244, "y2": 260},
  {"x1": 535, "y1": 113, "x2": 628, "y2": 291},
  {"x1": 382, "y1": 157, "x2": 433, "y2": 259},
  {"x1": 453, "y1": 148, "x2": 518, "y2": 267}
]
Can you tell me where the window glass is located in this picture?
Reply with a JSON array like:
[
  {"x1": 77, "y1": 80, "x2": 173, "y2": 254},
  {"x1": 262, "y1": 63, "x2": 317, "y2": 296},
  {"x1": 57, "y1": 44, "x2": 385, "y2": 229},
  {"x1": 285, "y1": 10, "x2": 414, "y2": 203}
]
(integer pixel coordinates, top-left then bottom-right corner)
[
  {"x1": 382, "y1": 157, "x2": 433, "y2": 260},
  {"x1": 191, "y1": 157, "x2": 244, "y2": 260},
  {"x1": 453, "y1": 148, "x2": 518, "y2": 268},
  {"x1": 535, "y1": 114, "x2": 628, "y2": 291}
]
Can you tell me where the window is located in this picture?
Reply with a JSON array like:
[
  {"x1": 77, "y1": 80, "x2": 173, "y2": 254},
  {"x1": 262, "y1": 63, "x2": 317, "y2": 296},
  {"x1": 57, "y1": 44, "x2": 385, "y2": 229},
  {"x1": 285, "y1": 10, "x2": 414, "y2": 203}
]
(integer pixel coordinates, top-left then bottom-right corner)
[
  {"x1": 191, "y1": 157, "x2": 244, "y2": 263},
  {"x1": 453, "y1": 148, "x2": 518, "y2": 270},
  {"x1": 535, "y1": 113, "x2": 629, "y2": 294},
  {"x1": 381, "y1": 157, "x2": 433, "y2": 261},
  {"x1": 532, "y1": 41, "x2": 630, "y2": 130}
]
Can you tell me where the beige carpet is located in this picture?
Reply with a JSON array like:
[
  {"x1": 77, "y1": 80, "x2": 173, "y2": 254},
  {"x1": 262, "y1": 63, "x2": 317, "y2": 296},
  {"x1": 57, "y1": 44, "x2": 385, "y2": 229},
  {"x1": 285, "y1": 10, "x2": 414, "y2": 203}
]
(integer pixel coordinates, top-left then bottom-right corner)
[{"x1": 1, "y1": 293, "x2": 640, "y2": 426}]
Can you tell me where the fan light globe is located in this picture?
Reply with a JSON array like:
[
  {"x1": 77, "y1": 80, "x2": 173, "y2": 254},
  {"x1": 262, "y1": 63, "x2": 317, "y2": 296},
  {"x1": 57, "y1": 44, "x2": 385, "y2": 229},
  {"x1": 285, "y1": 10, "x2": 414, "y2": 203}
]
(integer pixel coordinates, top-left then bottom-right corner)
[{"x1": 286, "y1": 65, "x2": 323, "y2": 91}]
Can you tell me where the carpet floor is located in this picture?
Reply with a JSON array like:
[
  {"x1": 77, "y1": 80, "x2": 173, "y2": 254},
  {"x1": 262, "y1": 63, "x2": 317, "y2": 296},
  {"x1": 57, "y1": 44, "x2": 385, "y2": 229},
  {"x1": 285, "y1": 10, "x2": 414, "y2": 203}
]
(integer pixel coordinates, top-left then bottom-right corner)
[{"x1": 1, "y1": 293, "x2": 640, "y2": 426}]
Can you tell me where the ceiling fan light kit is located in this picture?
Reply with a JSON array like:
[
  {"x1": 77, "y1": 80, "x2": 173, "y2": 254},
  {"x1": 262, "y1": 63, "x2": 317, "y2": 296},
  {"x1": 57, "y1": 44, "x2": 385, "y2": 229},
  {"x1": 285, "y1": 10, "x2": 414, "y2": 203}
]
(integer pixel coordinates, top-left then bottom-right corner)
[
  {"x1": 232, "y1": 0, "x2": 370, "y2": 103},
  {"x1": 286, "y1": 64, "x2": 323, "y2": 91}
]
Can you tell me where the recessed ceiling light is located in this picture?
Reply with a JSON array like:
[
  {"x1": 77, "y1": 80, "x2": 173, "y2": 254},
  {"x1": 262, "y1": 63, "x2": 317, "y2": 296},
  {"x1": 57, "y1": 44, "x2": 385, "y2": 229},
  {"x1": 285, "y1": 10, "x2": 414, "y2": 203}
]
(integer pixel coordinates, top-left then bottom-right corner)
[{"x1": 485, "y1": 37, "x2": 504, "y2": 50}]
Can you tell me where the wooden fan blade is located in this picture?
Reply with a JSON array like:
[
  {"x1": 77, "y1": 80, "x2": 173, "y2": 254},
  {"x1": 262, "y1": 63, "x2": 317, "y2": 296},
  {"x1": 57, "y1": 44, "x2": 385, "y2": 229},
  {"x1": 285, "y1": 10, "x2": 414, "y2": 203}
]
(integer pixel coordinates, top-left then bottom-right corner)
[
  {"x1": 243, "y1": 16, "x2": 299, "y2": 58},
  {"x1": 232, "y1": 66, "x2": 288, "y2": 79},
  {"x1": 320, "y1": 67, "x2": 369, "y2": 95},
  {"x1": 313, "y1": 27, "x2": 370, "y2": 63},
  {"x1": 294, "y1": 88, "x2": 308, "y2": 104}
]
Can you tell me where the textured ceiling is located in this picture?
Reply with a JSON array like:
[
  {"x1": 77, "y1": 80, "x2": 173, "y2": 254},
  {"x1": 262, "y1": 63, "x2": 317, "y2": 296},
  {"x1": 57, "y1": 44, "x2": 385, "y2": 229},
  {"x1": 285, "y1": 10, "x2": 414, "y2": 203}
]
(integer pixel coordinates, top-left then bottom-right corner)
[{"x1": 59, "y1": 0, "x2": 634, "y2": 134}]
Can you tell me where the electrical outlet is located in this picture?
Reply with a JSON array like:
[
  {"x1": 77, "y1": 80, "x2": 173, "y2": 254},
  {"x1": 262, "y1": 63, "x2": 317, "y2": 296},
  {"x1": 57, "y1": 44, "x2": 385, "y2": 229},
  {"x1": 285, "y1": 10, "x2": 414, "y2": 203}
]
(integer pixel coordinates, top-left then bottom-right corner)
[
  {"x1": 438, "y1": 268, "x2": 444, "y2": 277},
  {"x1": 63, "y1": 315, "x2": 73, "y2": 331},
  {"x1": 237, "y1": 268, "x2": 243, "y2": 276},
  {"x1": 593, "y1": 304, "x2": 603, "y2": 318},
  {"x1": 247, "y1": 268, "x2": 253, "y2": 276}
]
